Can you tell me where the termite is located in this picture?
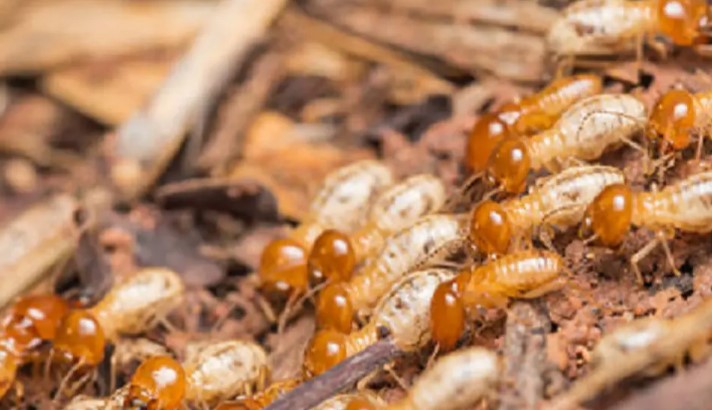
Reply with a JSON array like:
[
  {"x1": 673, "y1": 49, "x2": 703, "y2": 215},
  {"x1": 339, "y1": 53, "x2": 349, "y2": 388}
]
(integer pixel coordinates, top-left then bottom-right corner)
[
  {"x1": 430, "y1": 250, "x2": 566, "y2": 351},
  {"x1": 0, "y1": 294, "x2": 69, "y2": 398},
  {"x1": 470, "y1": 165, "x2": 625, "y2": 255},
  {"x1": 466, "y1": 74, "x2": 604, "y2": 173},
  {"x1": 122, "y1": 340, "x2": 269, "y2": 409},
  {"x1": 312, "y1": 392, "x2": 384, "y2": 410},
  {"x1": 308, "y1": 174, "x2": 446, "y2": 287},
  {"x1": 344, "y1": 347, "x2": 500, "y2": 410},
  {"x1": 549, "y1": 297, "x2": 712, "y2": 410},
  {"x1": 315, "y1": 214, "x2": 466, "y2": 333},
  {"x1": 304, "y1": 268, "x2": 455, "y2": 376},
  {"x1": 582, "y1": 170, "x2": 712, "y2": 283},
  {"x1": 259, "y1": 160, "x2": 393, "y2": 301},
  {"x1": 648, "y1": 87, "x2": 712, "y2": 156},
  {"x1": 213, "y1": 378, "x2": 301, "y2": 410},
  {"x1": 65, "y1": 390, "x2": 127, "y2": 410},
  {"x1": 51, "y1": 268, "x2": 184, "y2": 393},
  {"x1": 547, "y1": 0, "x2": 709, "y2": 58},
  {"x1": 487, "y1": 94, "x2": 646, "y2": 194},
  {"x1": 590, "y1": 317, "x2": 696, "y2": 376},
  {"x1": 182, "y1": 340, "x2": 269, "y2": 404}
]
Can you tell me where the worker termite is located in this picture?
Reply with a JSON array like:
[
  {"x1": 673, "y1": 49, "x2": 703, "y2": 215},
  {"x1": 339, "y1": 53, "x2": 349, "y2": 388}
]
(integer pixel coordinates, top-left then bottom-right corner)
[
  {"x1": 304, "y1": 268, "x2": 455, "y2": 376},
  {"x1": 344, "y1": 347, "x2": 500, "y2": 410},
  {"x1": 51, "y1": 268, "x2": 184, "y2": 395},
  {"x1": 0, "y1": 294, "x2": 69, "y2": 398},
  {"x1": 648, "y1": 87, "x2": 712, "y2": 156},
  {"x1": 121, "y1": 340, "x2": 269, "y2": 409},
  {"x1": 466, "y1": 74, "x2": 604, "y2": 173},
  {"x1": 430, "y1": 250, "x2": 565, "y2": 351},
  {"x1": 547, "y1": 0, "x2": 709, "y2": 59},
  {"x1": 259, "y1": 160, "x2": 393, "y2": 302},
  {"x1": 183, "y1": 340, "x2": 269, "y2": 404},
  {"x1": 470, "y1": 165, "x2": 625, "y2": 255},
  {"x1": 308, "y1": 174, "x2": 446, "y2": 287},
  {"x1": 582, "y1": 170, "x2": 712, "y2": 283},
  {"x1": 315, "y1": 214, "x2": 466, "y2": 333},
  {"x1": 487, "y1": 94, "x2": 646, "y2": 194},
  {"x1": 549, "y1": 296, "x2": 712, "y2": 410},
  {"x1": 213, "y1": 378, "x2": 301, "y2": 410},
  {"x1": 590, "y1": 317, "x2": 696, "y2": 375}
]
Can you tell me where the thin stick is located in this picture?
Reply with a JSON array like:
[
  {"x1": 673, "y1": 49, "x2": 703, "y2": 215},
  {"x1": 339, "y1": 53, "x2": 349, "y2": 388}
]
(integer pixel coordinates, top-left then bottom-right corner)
[
  {"x1": 265, "y1": 339, "x2": 402, "y2": 410},
  {"x1": 109, "y1": 0, "x2": 289, "y2": 200}
]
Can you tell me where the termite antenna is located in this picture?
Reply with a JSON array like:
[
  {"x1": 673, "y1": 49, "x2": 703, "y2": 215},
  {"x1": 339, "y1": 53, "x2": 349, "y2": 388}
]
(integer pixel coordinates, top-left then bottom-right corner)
[
  {"x1": 53, "y1": 360, "x2": 84, "y2": 403},
  {"x1": 443, "y1": 171, "x2": 485, "y2": 212}
]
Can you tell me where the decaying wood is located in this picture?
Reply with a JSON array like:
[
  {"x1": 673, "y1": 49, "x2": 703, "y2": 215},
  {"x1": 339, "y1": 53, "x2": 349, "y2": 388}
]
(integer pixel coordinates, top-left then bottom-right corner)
[
  {"x1": 42, "y1": 55, "x2": 176, "y2": 125},
  {"x1": 0, "y1": 0, "x2": 214, "y2": 75},
  {"x1": 155, "y1": 177, "x2": 278, "y2": 221},
  {"x1": 0, "y1": 195, "x2": 80, "y2": 308},
  {"x1": 498, "y1": 301, "x2": 552, "y2": 410},
  {"x1": 108, "y1": 0, "x2": 289, "y2": 200},
  {"x1": 610, "y1": 356, "x2": 712, "y2": 410},
  {"x1": 283, "y1": 10, "x2": 454, "y2": 97},
  {"x1": 197, "y1": 50, "x2": 286, "y2": 173},
  {"x1": 0, "y1": 95, "x2": 68, "y2": 166},
  {"x1": 265, "y1": 339, "x2": 402, "y2": 410},
  {"x1": 303, "y1": 2, "x2": 550, "y2": 82},
  {"x1": 315, "y1": 0, "x2": 560, "y2": 34}
]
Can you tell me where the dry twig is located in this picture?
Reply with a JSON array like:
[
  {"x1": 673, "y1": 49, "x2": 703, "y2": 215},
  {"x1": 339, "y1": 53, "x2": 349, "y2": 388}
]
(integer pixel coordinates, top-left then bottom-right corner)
[{"x1": 108, "y1": 0, "x2": 289, "y2": 200}]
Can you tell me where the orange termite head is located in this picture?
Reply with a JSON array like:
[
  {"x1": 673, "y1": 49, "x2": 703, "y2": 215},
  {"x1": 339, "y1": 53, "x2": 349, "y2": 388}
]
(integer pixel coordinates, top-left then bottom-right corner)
[
  {"x1": 486, "y1": 138, "x2": 531, "y2": 194},
  {"x1": 308, "y1": 229, "x2": 356, "y2": 288},
  {"x1": 125, "y1": 356, "x2": 186, "y2": 410},
  {"x1": 315, "y1": 283, "x2": 354, "y2": 333},
  {"x1": 649, "y1": 88, "x2": 696, "y2": 151},
  {"x1": 53, "y1": 310, "x2": 106, "y2": 367},
  {"x1": 583, "y1": 184, "x2": 634, "y2": 247},
  {"x1": 303, "y1": 329, "x2": 348, "y2": 377},
  {"x1": 469, "y1": 200, "x2": 513, "y2": 255},
  {"x1": 657, "y1": 0, "x2": 709, "y2": 46},
  {"x1": 465, "y1": 112, "x2": 515, "y2": 173},
  {"x1": 429, "y1": 280, "x2": 465, "y2": 352},
  {"x1": 258, "y1": 238, "x2": 308, "y2": 304},
  {"x1": 2, "y1": 294, "x2": 69, "y2": 351}
]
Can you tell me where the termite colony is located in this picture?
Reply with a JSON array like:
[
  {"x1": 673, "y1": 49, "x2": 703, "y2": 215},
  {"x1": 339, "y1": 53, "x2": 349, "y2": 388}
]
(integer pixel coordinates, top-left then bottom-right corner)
[{"x1": 4, "y1": 0, "x2": 712, "y2": 408}]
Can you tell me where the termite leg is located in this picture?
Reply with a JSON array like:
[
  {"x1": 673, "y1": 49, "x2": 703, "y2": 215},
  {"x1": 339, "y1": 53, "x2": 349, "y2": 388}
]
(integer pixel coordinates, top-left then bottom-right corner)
[
  {"x1": 384, "y1": 363, "x2": 408, "y2": 390},
  {"x1": 537, "y1": 224, "x2": 557, "y2": 253},
  {"x1": 444, "y1": 172, "x2": 484, "y2": 212},
  {"x1": 53, "y1": 360, "x2": 85, "y2": 403},
  {"x1": 520, "y1": 276, "x2": 568, "y2": 299},
  {"x1": 695, "y1": 131, "x2": 705, "y2": 162},
  {"x1": 657, "y1": 230, "x2": 681, "y2": 277},
  {"x1": 630, "y1": 236, "x2": 661, "y2": 284}
]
